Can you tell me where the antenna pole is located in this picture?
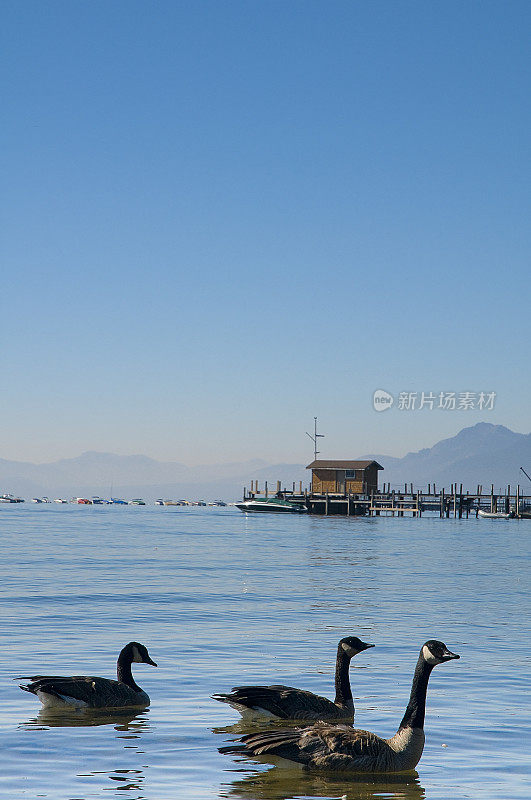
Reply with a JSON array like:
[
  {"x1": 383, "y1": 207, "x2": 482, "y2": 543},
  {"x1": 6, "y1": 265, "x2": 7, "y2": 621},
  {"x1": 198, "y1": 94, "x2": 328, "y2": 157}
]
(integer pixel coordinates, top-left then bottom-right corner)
[
  {"x1": 306, "y1": 416, "x2": 324, "y2": 461},
  {"x1": 520, "y1": 466, "x2": 531, "y2": 483}
]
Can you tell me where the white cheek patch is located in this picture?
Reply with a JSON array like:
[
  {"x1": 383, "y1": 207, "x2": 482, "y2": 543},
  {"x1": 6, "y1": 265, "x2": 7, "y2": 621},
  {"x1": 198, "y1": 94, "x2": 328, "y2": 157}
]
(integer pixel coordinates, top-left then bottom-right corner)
[{"x1": 422, "y1": 645, "x2": 439, "y2": 665}]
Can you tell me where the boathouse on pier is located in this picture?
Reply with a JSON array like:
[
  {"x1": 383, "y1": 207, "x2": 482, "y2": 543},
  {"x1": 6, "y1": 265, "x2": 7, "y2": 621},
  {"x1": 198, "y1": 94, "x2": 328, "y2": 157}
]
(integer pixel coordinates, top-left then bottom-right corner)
[{"x1": 306, "y1": 460, "x2": 384, "y2": 494}]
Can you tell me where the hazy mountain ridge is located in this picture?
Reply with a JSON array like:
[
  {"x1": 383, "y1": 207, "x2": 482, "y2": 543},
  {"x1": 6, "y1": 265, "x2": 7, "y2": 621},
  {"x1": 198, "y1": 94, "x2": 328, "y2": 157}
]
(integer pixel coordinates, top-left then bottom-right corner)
[
  {"x1": 362, "y1": 423, "x2": 531, "y2": 491},
  {"x1": 0, "y1": 451, "x2": 289, "y2": 501},
  {"x1": 1, "y1": 424, "x2": 529, "y2": 500}
]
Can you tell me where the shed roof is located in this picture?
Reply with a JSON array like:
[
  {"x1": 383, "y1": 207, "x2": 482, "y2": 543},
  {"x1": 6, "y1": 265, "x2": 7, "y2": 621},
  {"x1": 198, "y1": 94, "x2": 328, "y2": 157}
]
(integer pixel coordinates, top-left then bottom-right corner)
[{"x1": 306, "y1": 460, "x2": 384, "y2": 471}]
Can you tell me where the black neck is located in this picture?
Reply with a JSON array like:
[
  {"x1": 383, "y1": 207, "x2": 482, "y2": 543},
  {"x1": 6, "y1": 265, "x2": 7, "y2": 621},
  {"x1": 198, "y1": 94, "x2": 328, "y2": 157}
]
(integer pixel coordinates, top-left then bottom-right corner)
[
  {"x1": 334, "y1": 645, "x2": 353, "y2": 706},
  {"x1": 397, "y1": 652, "x2": 434, "y2": 731},
  {"x1": 117, "y1": 648, "x2": 141, "y2": 691}
]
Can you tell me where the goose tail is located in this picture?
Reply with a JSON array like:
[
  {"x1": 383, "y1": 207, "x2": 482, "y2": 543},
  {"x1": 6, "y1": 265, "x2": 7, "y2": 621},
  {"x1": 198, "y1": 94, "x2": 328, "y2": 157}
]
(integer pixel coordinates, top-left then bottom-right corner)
[
  {"x1": 211, "y1": 693, "x2": 230, "y2": 703},
  {"x1": 218, "y1": 742, "x2": 247, "y2": 754},
  {"x1": 220, "y1": 728, "x2": 302, "y2": 757}
]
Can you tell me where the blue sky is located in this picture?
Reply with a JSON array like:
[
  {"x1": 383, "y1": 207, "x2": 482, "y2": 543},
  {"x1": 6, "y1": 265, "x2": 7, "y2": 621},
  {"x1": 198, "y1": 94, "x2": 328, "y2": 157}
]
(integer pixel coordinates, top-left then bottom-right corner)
[{"x1": 2, "y1": 0, "x2": 530, "y2": 465}]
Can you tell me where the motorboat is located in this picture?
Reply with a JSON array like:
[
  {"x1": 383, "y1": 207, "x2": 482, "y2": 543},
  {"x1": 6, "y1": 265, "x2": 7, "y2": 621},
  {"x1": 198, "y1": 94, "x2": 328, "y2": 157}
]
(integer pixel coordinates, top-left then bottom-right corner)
[
  {"x1": 31, "y1": 498, "x2": 43, "y2": 503},
  {"x1": 155, "y1": 499, "x2": 165, "y2": 505},
  {"x1": 477, "y1": 509, "x2": 514, "y2": 519},
  {"x1": 129, "y1": 498, "x2": 146, "y2": 505},
  {"x1": 110, "y1": 498, "x2": 128, "y2": 505},
  {"x1": 54, "y1": 499, "x2": 68, "y2": 504},
  {"x1": 0, "y1": 494, "x2": 25, "y2": 503},
  {"x1": 236, "y1": 497, "x2": 307, "y2": 513}
]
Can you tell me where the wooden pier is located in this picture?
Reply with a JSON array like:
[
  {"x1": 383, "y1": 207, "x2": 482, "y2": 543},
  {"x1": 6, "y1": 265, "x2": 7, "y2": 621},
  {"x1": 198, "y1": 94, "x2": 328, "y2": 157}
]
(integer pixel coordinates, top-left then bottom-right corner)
[{"x1": 243, "y1": 480, "x2": 531, "y2": 519}]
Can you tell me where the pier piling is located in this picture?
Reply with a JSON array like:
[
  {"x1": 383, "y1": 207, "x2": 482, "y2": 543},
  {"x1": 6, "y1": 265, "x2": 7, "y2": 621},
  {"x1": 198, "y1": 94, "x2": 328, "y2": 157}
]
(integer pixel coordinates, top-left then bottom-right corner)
[{"x1": 241, "y1": 481, "x2": 530, "y2": 518}]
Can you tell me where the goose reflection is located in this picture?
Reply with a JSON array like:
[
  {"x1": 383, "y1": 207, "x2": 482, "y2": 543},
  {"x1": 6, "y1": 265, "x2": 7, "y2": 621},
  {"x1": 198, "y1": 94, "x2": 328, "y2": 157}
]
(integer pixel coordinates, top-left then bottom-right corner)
[
  {"x1": 74, "y1": 767, "x2": 147, "y2": 798},
  {"x1": 219, "y1": 763, "x2": 425, "y2": 800},
  {"x1": 98, "y1": 768, "x2": 145, "y2": 795},
  {"x1": 21, "y1": 707, "x2": 150, "y2": 731}
]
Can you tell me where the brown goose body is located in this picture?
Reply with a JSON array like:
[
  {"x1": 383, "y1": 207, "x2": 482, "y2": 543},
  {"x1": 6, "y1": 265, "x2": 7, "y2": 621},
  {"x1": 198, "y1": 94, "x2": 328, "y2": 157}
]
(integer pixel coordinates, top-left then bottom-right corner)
[
  {"x1": 221, "y1": 722, "x2": 426, "y2": 772},
  {"x1": 19, "y1": 642, "x2": 157, "y2": 709},
  {"x1": 220, "y1": 640, "x2": 459, "y2": 772},
  {"x1": 213, "y1": 636, "x2": 374, "y2": 722}
]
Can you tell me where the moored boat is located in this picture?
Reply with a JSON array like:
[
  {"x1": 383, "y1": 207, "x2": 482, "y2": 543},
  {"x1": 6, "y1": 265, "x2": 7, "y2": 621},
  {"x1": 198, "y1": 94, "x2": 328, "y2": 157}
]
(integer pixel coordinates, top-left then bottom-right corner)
[
  {"x1": 477, "y1": 509, "x2": 514, "y2": 519},
  {"x1": 0, "y1": 494, "x2": 25, "y2": 503},
  {"x1": 236, "y1": 497, "x2": 307, "y2": 513}
]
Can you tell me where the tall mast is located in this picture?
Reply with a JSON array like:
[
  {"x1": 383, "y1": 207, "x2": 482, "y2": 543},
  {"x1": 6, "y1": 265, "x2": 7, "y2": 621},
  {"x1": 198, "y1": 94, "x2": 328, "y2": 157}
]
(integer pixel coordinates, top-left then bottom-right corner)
[{"x1": 306, "y1": 416, "x2": 324, "y2": 461}]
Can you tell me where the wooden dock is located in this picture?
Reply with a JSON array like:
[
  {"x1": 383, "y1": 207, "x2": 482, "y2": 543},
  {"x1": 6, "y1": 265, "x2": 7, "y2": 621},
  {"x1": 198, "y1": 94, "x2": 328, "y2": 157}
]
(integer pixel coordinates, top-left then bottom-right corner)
[{"x1": 243, "y1": 480, "x2": 531, "y2": 518}]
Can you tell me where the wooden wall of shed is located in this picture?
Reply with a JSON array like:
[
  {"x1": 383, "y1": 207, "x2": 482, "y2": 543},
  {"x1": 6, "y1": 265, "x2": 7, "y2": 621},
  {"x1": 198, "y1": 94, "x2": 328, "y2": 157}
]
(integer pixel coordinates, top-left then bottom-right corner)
[
  {"x1": 311, "y1": 465, "x2": 380, "y2": 494},
  {"x1": 311, "y1": 470, "x2": 337, "y2": 493},
  {"x1": 346, "y1": 480, "x2": 364, "y2": 493},
  {"x1": 365, "y1": 464, "x2": 380, "y2": 491}
]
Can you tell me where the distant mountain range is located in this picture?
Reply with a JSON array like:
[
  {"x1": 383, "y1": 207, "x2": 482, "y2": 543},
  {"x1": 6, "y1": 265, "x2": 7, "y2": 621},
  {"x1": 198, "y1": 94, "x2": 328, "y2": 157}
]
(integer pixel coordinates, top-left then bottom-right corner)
[
  {"x1": 362, "y1": 423, "x2": 531, "y2": 492},
  {"x1": 0, "y1": 450, "x2": 307, "y2": 502},
  {"x1": 1, "y1": 423, "x2": 529, "y2": 501}
]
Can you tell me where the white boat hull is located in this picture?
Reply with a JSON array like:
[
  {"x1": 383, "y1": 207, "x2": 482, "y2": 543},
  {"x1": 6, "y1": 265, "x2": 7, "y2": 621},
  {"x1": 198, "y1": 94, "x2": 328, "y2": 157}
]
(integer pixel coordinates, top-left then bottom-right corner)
[
  {"x1": 477, "y1": 509, "x2": 513, "y2": 519},
  {"x1": 236, "y1": 501, "x2": 307, "y2": 513}
]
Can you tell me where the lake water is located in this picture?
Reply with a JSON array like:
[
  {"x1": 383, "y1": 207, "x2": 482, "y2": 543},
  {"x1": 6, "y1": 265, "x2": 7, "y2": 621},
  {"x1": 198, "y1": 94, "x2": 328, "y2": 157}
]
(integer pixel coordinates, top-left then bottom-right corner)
[{"x1": 1, "y1": 504, "x2": 529, "y2": 800}]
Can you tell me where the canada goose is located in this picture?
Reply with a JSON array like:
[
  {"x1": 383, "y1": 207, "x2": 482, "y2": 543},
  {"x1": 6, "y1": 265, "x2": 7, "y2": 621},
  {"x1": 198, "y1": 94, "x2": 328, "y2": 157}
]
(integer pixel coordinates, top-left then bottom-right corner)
[
  {"x1": 220, "y1": 639, "x2": 459, "y2": 772},
  {"x1": 19, "y1": 642, "x2": 157, "y2": 709},
  {"x1": 213, "y1": 636, "x2": 374, "y2": 721}
]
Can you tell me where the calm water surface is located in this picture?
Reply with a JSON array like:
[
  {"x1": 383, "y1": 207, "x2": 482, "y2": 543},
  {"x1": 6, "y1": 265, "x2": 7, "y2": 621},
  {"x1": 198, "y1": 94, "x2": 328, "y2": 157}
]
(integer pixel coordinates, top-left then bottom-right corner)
[{"x1": 0, "y1": 505, "x2": 529, "y2": 800}]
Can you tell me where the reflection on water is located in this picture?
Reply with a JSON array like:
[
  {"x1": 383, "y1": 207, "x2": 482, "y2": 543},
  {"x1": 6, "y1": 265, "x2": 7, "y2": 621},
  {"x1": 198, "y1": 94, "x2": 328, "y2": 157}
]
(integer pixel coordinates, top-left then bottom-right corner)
[
  {"x1": 83, "y1": 768, "x2": 146, "y2": 794},
  {"x1": 17, "y1": 707, "x2": 152, "y2": 800},
  {"x1": 21, "y1": 707, "x2": 150, "y2": 731},
  {"x1": 107, "y1": 768, "x2": 145, "y2": 793},
  {"x1": 220, "y1": 763, "x2": 425, "y2": 800},
  {"x1": 21, "y1": 707, "x2": 152, "y2": 799}
]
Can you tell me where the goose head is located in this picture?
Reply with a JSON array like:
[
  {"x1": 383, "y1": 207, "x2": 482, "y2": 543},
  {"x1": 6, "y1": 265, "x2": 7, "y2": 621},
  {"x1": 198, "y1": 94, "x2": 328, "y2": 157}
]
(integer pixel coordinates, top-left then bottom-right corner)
[
  {"x1": 339, "y1": 636, "x2": 375, "y2": 658},
  {"x1": 421, "y1": 640, "x2": 460, "y2": 666},
  {"x1": 122, "y1": 642, "x2": 158, "y2": 666}
]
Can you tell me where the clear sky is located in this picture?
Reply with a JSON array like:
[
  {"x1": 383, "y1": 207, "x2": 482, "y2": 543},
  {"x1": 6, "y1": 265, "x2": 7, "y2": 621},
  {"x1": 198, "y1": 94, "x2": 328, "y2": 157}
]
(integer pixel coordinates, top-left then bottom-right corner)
[{"x1": 2, "y1": 0, "x2": 530, "y2": 465}]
